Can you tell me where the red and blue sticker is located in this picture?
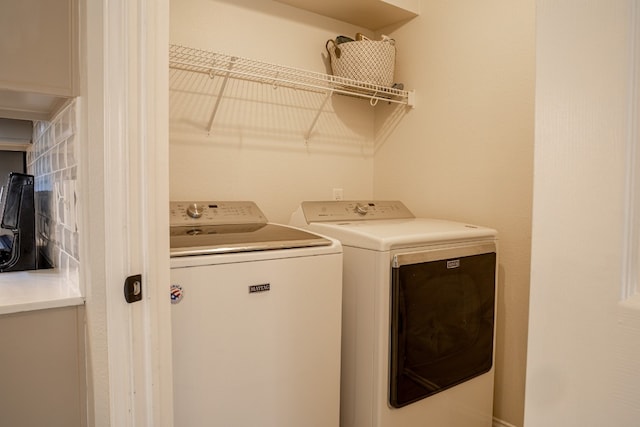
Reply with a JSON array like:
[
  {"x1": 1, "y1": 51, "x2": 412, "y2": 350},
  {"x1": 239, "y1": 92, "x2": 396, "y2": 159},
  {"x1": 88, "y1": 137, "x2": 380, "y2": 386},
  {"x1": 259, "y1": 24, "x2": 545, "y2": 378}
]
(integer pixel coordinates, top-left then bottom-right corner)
[{"x1": 170, "y1": 284, "x2": 183, "y2": 304}]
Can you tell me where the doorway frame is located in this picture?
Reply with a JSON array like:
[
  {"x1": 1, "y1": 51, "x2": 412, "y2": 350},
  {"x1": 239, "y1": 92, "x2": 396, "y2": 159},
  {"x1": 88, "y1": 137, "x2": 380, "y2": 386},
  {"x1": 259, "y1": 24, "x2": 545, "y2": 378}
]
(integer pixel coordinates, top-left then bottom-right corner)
[{"x1": 81, "y1": 0, "x2": 171, "y2": 425}]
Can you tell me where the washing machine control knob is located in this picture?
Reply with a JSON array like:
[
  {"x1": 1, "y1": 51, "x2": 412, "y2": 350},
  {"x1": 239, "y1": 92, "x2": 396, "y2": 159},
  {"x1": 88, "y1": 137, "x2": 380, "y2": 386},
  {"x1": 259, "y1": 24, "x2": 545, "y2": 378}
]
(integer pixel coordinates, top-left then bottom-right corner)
[
  {"x1": 355, "y1": 203, "x2": 369, "y2": 215},
  {"x1": 186, "y1": 203, "x2": 204, "y2": 219}
]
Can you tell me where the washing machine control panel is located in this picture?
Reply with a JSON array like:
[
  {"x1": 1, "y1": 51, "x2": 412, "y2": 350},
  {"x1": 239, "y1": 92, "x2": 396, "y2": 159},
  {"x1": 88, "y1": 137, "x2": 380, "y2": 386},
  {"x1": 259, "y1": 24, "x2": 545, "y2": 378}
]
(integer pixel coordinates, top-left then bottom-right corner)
[
  {"x1": 170, "y1": 201, "x2": 268, "y2": 226},
  {"x1": 300, "y1": 200, "x2": 415, "y2": 223}
]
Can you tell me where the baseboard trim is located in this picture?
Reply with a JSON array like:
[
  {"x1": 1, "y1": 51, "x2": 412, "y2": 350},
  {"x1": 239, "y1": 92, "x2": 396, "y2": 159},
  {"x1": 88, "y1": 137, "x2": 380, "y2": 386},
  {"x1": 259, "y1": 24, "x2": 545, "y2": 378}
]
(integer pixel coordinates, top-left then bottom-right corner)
[{"x1": 493, "y1": 417, "x2": 518, "y2": 427}]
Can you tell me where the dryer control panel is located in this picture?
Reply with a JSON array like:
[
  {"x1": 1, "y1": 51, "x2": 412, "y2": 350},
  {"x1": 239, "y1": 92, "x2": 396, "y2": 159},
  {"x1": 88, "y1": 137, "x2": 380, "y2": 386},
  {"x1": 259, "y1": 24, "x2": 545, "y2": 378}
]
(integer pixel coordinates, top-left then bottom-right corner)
[{"x1": 299, "y1": 200, "x2": 415, "y2": 223}]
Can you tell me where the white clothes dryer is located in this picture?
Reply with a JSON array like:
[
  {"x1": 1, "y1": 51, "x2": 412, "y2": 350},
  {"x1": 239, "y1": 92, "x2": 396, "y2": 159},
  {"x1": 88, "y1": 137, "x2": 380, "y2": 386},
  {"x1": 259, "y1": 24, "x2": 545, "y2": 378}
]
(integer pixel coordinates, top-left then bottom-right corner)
[
  {"x1": 170, "y1": 201, "x2": 343, "y2": 427},
  {"x1": 290, "y1": 201, "x2": 498, "y2": 427}
]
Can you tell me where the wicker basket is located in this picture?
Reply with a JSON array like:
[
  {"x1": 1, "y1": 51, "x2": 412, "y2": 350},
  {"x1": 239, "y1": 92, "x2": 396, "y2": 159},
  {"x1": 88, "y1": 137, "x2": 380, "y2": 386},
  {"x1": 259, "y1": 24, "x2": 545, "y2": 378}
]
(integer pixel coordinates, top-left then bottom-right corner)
[{"x1": 325, "y1": 38, "x2": 395, "y2": 87}]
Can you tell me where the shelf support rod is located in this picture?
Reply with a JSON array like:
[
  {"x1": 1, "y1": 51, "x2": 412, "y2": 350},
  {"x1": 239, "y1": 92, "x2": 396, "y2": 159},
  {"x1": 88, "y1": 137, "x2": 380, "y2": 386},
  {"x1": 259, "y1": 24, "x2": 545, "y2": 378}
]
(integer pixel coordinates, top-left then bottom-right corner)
[
  {"x1": 207, "y1": 57, "x2": 236, "y2": 135},
  {"x1": 304, "y1": 90, "x2": 333, "y2": 143},
  {"x1": 407, "y1": 90, "x2": 416, "y2": 108}
]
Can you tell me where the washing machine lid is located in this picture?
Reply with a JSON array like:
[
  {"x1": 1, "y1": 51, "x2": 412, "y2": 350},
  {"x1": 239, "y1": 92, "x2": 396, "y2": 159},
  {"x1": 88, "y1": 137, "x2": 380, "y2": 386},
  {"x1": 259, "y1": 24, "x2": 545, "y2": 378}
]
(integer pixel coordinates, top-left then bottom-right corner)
[
  {"x1": 291, "y1": 201, "x2": 497, "y2": 251},
  {"x1": 170, "y1": 201, "x2": 331, "y2": 257}
]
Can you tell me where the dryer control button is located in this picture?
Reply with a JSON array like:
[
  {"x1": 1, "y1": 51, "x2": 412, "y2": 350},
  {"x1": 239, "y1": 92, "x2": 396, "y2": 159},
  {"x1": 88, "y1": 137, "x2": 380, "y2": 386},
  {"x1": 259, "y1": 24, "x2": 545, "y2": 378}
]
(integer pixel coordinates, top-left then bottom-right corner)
[{"x1": 355, "y1": 203, "x2": 369, "y2": 215}]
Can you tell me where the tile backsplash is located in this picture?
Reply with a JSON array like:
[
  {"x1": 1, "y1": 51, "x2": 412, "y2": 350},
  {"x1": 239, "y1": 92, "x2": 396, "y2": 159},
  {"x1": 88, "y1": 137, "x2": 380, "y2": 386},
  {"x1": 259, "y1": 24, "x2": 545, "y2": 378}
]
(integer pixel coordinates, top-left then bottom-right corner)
[{"x1": 27, "y1": 100, "x2": 79, "y2": 287}]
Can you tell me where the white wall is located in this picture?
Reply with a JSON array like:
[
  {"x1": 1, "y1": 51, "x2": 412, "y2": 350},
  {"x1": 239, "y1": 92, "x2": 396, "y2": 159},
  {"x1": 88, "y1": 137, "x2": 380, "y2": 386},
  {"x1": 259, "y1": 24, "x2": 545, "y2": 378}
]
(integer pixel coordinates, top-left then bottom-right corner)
[
  {"x1": 525, "y1": 1, "x2": 640, "y2": 425},
  {"x1": 170, "y1": 1, "x2": 536, "y2": 425},
  {"x1": 374, "y1": 1, "x2": 535, "y2": 426},
  {"x1": 170, "y1": 0, "x2": 381, "y2": 223}
]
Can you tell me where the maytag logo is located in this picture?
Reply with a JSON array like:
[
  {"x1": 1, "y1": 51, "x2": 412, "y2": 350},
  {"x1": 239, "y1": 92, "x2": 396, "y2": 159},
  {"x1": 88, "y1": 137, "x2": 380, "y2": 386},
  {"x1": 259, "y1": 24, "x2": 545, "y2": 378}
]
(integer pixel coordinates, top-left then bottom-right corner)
[
  {"x1": 249, "y1": 283, "x2": 270, "y2": 294},
  {"x1": 447, "y1": 259, "x2": 461, "y2": 269}
]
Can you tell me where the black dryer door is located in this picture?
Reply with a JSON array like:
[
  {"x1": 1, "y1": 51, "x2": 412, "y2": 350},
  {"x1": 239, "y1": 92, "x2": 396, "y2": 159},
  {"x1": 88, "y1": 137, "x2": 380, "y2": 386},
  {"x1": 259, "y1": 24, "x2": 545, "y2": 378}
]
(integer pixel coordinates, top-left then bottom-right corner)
[{"x1": 389, "y1": 243, "x2": 497, "y2": 408}]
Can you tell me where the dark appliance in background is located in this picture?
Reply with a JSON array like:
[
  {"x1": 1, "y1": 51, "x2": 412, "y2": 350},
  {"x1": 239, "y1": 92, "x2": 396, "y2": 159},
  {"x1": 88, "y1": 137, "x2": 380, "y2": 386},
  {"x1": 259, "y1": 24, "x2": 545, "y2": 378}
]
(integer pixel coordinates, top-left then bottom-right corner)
[{"x1": 0, "y1": 172, "x2": 36, "y2": 272}]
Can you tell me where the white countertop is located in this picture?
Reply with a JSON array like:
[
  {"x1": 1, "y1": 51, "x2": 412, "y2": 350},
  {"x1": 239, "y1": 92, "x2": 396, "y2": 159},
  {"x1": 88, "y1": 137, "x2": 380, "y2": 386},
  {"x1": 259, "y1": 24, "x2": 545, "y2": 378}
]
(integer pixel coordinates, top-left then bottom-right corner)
[{"x1": 0, "y1": 269, "x2": 84, "y2": 315}]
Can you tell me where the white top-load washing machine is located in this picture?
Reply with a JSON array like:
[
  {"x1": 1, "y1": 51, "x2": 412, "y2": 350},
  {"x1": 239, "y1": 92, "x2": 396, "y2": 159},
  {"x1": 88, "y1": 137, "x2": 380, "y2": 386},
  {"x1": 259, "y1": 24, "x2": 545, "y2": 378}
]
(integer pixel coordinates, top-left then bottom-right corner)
[
  {"x1": 290, "y1": 201, "x2": 498, "y2": 427},
  {"x1": 170, "y1": 201, "x2": 343, "y2": 427}
]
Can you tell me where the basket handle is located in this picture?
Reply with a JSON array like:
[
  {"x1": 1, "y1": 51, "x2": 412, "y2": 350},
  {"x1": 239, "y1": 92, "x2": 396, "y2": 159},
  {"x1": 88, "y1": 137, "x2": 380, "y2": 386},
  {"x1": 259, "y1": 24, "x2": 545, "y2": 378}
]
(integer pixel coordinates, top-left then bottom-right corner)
[{"x1": 326, "y1": 39, "x2": 341, "y2": 59}]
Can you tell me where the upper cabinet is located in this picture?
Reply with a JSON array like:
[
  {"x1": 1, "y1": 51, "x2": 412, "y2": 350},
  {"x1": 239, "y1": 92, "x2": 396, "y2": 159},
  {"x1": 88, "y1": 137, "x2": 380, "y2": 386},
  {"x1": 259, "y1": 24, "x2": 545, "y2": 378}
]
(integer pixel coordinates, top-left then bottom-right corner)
[
  {"x1": 0, "y1": 0, "x2": 78, "y2": 121},
  {"x1": 273, "y1": 0, "x2": 419, "y2": 31}
]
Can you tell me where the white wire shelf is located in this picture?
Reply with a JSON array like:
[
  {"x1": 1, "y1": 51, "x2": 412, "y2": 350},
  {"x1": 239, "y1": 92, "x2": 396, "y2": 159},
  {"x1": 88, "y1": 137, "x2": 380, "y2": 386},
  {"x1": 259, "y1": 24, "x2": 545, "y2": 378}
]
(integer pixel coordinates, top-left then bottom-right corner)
[{"x1": 169, "y1": 44, "x2": 415, "y2": 140}]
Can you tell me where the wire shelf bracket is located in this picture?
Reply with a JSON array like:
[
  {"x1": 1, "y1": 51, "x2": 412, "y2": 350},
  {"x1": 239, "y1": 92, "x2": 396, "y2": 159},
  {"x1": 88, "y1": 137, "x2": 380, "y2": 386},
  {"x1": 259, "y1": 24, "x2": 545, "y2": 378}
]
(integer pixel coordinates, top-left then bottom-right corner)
[
  {"x1": 304, "y1": 91, "x2": 333, "y2": 143},
  {"x1": 206, "y1": 57, "x2": 236, "y2": 135}
]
